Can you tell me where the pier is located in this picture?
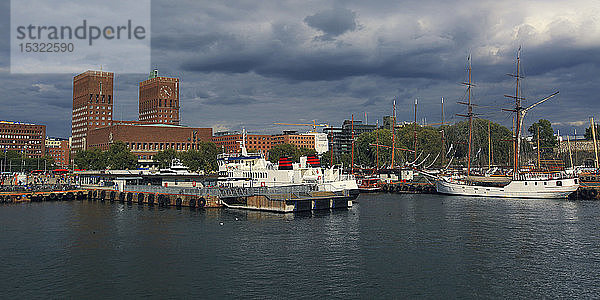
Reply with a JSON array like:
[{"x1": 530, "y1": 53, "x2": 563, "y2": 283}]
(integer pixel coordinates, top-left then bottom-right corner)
[{"x1": 0, "y1": 184, "x2": 356, "y2": 212}]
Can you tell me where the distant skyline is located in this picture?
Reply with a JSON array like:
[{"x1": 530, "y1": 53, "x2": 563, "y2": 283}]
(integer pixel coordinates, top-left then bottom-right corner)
[{"x1": 1, "y1": 0, "x2": 599, "y2": 138}]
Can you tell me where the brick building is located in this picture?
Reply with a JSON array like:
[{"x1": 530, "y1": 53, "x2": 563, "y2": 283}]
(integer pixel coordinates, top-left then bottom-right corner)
[
  {"x1": 271, "y1": 131, "x2": 315, "y2": 150},
  {"x1": 211, "y1": 131, "x2": 321, "y2": 155},
  {"x1": 87, "y1": 123, "x2": 212, "y2": 166},
  {"x1": 71, "y1": 70, "x2": 114, "y2": 155},
  {"x1": 45, "y1": 137, "x2": 70, "y2": 167},
  {"x1": 211, "y1": 133, "x2": 273, "y2": 154},
  {"x1": 0, "y1": 121, "x2": 46, "y2": 158},
  {"x1": 139, "y1": 70, "x2": 180, "y2": 124}
]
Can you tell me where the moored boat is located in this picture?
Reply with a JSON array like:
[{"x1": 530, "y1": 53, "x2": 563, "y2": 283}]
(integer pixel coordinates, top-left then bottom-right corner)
[{"x1": 433, "y1": 49, "x2": 578, "y2": 199}]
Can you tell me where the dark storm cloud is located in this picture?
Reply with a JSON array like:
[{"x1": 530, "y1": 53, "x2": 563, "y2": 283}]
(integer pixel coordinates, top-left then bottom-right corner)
[
  {"x1": 1, "y1": 0, "x2": 600, "y2": 138},
  {"x1": 304, "y1": 7, "x2": 358, "y2": 40},
  {"x1": 181, "y1": 39, "x2": 454, "y2": 81},
  {"x1": 152, "y1": 33, "x2": 239, "y2": 52},
  {"x1": 202, "y1": 96, "x2": 258, "y2": 106}
]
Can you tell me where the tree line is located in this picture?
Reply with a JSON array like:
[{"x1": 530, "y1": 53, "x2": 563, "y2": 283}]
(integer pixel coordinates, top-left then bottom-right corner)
[
  {"x1": 73, "y1": 118, "x2": 592, "y2": 171},
  {"x1": 74, "y1": 141, "x2": 220, "y2": 173},
  {"x1": 0, "y1": 151, "x2": 55, "y2": 172}
]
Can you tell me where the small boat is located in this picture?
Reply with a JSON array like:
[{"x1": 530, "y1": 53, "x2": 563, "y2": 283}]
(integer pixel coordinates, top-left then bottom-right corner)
[
  {"x1": 159, "y1": 159, "x2": 199, "y2": 175},
  {"x1": 358, "y1": 177, "x2": 383, "y2": 193}
]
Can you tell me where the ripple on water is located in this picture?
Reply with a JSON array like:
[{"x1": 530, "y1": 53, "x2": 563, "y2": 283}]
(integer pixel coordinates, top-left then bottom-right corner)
[{"x1": 1, "y1": 195, "x2": 600, "y2": 298}]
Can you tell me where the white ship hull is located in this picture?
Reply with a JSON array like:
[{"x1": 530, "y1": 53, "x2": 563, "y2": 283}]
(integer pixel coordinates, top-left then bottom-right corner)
[{"x1": 436, "y1": 178, "x2": 578, "y2": 199}]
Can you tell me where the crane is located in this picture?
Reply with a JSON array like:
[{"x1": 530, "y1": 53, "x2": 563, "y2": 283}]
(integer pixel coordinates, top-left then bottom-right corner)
[{"x1": 273, "y1": 120, "x2": 328, "y2": 132}]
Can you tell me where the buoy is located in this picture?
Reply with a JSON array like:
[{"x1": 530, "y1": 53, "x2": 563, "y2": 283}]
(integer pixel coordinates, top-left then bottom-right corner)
[
  {"x1": 198, "y1": 197, "x2": 206, "y2": 208},
  {"x1": 219, "y1": 222, "x2": 224, "y2": 226},
  {"x1": 147, "y1": 194, "x2": 155, "y2": 205}
]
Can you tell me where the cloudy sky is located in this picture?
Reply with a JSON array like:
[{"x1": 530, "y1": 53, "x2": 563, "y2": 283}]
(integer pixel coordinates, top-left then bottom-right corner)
[{"x1": 1, "y1": 0, "x2": 599, "y2": 138}]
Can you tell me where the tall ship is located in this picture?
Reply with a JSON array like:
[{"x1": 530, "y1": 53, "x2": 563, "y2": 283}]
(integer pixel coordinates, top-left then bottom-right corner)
[
  {"x1": 434, "y1": 49, "x2": 579, "y2": 199},
  {"x1": 216, "y1": 130, "x2": 359, "y2": 196}
]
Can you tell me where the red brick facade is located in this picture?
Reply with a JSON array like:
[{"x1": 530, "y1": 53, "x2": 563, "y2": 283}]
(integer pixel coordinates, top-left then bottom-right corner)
[
  {"x1": 45, "y1": 138, "x2": 70, "y2": 167},
  {"x1": 139, "y1": 76, "x2": 180, "y2": 124},
  {"x1": 87, "y1": 124, "x2": 212, "y2": 160},
  {"x1": 212, "y1": 133, "x2": 315, "y2": 154},
  {"x1": 71, "y1": 70, "x2": 114, "y2": 154},
  {"x1": 211, "y1": 134, "x2": 273, "y2": 154},
  {"x1": 0, "y1": 121, "x2": 46, "y2": 158}
]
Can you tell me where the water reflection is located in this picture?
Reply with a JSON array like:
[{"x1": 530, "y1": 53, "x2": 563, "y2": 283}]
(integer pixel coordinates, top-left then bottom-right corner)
[{"x1": 2, "y1": 194, "x2": 600, "y2": 298}]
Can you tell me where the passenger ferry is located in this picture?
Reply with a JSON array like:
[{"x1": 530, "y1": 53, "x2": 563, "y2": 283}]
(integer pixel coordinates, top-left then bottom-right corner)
[{"x1": 216, "y1": 131, "x2": 359, "y2": 196}]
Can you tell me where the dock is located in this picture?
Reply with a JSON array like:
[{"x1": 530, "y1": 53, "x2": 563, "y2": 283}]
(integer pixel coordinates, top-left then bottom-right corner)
[{"x1": 0, "y1": 184, "x2": 356, "y2": 213}]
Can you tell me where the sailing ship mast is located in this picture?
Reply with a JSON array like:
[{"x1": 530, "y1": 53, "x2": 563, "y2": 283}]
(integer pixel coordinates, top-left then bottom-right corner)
[
  {"x1": 590, "y1": 117, "x2": 599, "y2": 169},
  {"x1": 457, "y1": 55, "x2": 475, "y2": 176},
  {"x1": 505, "y1": 47, "x2": 524, "y2": 174},
  {"x1": 441, "y1": 97, "x2": 445, "y2": 166},
  {"x1": 391, "y1": 99, "x2": 396, "y2": 169},
  {"x1": 414, "y1": 99, "x2": 418, "y2": 161},
  {"x1": 351, "y1": 114, "x2": 355, "y2": 174},
  {"x1": 504, "y1": 47, "x2": 559, "y2": 178}
]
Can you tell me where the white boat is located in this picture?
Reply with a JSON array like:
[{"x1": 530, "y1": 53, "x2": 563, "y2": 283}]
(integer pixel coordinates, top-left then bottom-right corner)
[
  {"x1": 434, "y1": 49, "x2": 578, "y2": 199},
  {"x1": 216, "y1": 130, "x2": 359, "y2": 195},
  {"x1": 159, "y1": 159, "x2": 199, "y2": 175},
  {"x1": 436, "y1": 173, "x2": 579, "y2": 199}
]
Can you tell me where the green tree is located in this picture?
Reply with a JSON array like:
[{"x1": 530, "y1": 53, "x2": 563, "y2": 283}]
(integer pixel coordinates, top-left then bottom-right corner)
[
  {"x1": 297, "y1": 147, "x2": 317, "y2": 158},
  {"x1": 1, "y1": 151, "x2": 56, "y2": 172},
  {"x1": 528, "y1": 119, "x2": 557, "y2": 148},
  {"x1": 105, "y1": 141, "x2": 137, "y2": 170},
  {"x1": 74, "y1": 148, "x2": 106, "y2": 170},
  {"x1": 153, "y1": 148, "x2": 178, "y2": 168},
  {"x1": 584, "y1": 124, "x2": 600, "y2": 140},
  {"x1": 268, "y1": 143, "x2": 299, "y2": 163},
  {"x1": 179, "y1": 142, "x2": 220, "y2": 173},
  {"x1": 422, "y1": 119, "x2": 513, "y2": 168}
]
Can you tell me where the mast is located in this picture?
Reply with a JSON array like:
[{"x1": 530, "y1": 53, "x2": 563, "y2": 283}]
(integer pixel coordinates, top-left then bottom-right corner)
[
  {"x1": 441, "y1": 97, "x2": 445, "y2": 166},
  {"x1": 537, "y1": 125, "x2": 541, "y2": 170},
  {"x1": 457, "y1": 55, "x2": 475, "y2": 176},
  {"x1": 330, "y1": 138, "x2": 334, "y2": 167},
  {"x1": 414, "y1": 98, "x2": 418, "y2": 162},
  {"x1": 505, "y1": 47, "x2": 524, "y2": 175},
  {"x1": 351, "y1": 114, "x2": 355, "y2": 174},
  {"x1": 488, "y1": 120, "x2": 492, "y2": 168},
  {"x1": 591, "y1": 117, "x2": 599, "y2": 169},
  {"x1": 391, "y1": 99, "x2": 396, "y2": 169},
  {"x1": 574, "y1": 129, "x2": 578, "y2": 166},
  {"x1": 376, "y1": 120, "x2": 379, "y2": 172},
  {"x1": 567, "y1": 134, "x2": 573, "y2": 169}
]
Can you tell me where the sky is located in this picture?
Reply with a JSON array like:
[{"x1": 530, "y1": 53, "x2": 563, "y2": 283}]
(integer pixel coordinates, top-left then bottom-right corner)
[{"x1": 1, "y1": 0, "x2": 599, "y2": 138}]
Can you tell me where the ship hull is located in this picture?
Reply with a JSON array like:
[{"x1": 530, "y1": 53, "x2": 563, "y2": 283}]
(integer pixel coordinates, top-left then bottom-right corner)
[{"x1": 436, "y1": 178, "x2": 578, "y2": 199}]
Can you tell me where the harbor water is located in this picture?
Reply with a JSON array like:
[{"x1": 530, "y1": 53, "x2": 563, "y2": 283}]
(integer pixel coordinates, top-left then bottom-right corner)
[{"x1": 1, "y1": 194, "x2": 600, "y2": 298}]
